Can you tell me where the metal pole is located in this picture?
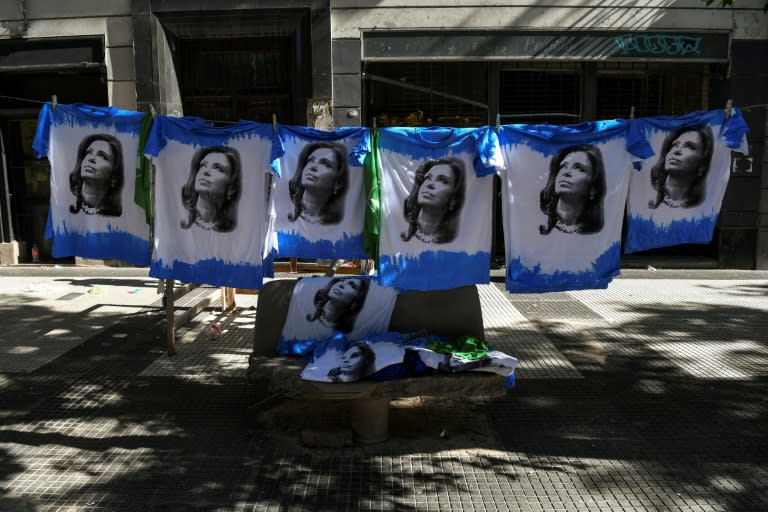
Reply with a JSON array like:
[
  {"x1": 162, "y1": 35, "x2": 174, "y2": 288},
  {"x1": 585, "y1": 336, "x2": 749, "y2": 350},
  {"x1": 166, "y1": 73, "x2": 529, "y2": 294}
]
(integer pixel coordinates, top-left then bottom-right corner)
[{"x1": 0, "y1": 129, "x2": 14, "y2": 242}]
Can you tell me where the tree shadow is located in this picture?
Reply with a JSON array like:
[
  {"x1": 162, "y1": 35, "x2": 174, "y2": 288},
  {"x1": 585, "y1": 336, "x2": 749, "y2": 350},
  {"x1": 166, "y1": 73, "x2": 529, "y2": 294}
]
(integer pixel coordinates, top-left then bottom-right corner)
[{"x1": 0, "y1": 297, "x2": 766, "y2": 510}]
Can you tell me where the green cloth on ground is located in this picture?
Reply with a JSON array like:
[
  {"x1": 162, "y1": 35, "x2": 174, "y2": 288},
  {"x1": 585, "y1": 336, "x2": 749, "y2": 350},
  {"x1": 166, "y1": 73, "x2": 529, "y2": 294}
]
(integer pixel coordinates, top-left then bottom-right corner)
[{"x1": 426, "y1": 336, "x2": 489, "y2": 361}]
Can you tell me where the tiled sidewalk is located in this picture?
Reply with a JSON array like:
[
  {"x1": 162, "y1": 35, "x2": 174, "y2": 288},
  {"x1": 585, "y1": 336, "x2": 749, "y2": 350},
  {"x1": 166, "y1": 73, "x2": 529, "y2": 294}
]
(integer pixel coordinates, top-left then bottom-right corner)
[{"x1": 0, "y1": 267, "x2": 767, "y2": 511}]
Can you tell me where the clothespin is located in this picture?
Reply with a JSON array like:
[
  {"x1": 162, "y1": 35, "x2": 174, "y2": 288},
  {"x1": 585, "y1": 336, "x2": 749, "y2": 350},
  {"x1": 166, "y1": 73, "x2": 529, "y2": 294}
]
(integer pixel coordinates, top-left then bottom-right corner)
[
  {"x1": 496, "y1": 113, "x2": 501, "y2": 128},
  {"x1": 51, "y1": 94, "x2": 57, "y2": 112},
  {"x1": 149, "y1": 104, "x2": 156, "y2": 118},
  {"x1": 629, "y1": 106, "x2": 635, "y2": 120},
  {"x1": 272, "y1": 113, "x2": 277, "y2": 134},
  {"x1": 725, "y1": 99, "x2": 733, "y2": 120},
  {"x1": 372, "y1": 116, "x2": 377, "y2": 129}
]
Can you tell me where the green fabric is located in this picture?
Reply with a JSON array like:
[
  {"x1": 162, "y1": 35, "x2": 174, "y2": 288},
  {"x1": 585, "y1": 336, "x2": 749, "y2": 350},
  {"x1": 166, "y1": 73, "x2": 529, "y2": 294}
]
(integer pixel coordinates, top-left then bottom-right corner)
[
  {"x1": 363, "y1": 128, "x2": 381, "y2": 264},
  {"x1": 134, "y1": 112, "x2": 154, "y2": 227},
  {"x1": 425, "y1": 336, "x2": 489, "y2": 361}
]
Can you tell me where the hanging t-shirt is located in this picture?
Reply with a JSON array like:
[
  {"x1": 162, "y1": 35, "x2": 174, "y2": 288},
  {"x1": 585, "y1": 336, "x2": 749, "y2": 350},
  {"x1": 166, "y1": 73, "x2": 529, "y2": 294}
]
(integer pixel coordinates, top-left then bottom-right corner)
[
  {"x1": 624, "y1": 109, "x2": 749, "y2": 253},
  {"x1": 498, "y1": 120, "x2": 650, "y2": 293},
  {"x1": 32, "y1": 102, "x2": 151, "y2": 265},
  {"x1": 273, "y1": 126, "x2": 370, "y2": 259},
  {"x1": 145, "y1": 116, "x2": 282, "y2": 289},
  {"x1": 377, "y1": 127, "x2": 502, "y2": 291},
  {"x1": 277, "y1": 275, "x2": 399, "y2": 356}
]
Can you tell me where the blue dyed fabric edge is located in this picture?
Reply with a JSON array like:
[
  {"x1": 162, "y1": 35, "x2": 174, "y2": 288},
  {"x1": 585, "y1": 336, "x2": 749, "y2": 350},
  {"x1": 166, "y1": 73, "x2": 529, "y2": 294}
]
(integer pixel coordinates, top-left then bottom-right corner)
[
  {"x1": 505, "y1": 243, "x2": 621, "y2": 293},
  {"x1": 624, "y1": 215, "x2": 719, "y2": 254},
  {"x1": 379, "y1": 251, "x2": 491, "y2": 291},
  {"x1": 33, "y1": 103, "x2": 144, "y2": 159},
  {"x1": 275, "y1": 232, "x2": 367, "y2": 259},
  {"x1": 149, "y1": 258, "x2": 265, "y2": 289},
  {"x1": 498, "y1": 119, "x2": 636, "y2": 158},
  {"x1": 279, "y1": 125, "x2": 371, "y2": 167},
  {"x1": 48, "y1": 229, "x2": 151, "y2": 266}
]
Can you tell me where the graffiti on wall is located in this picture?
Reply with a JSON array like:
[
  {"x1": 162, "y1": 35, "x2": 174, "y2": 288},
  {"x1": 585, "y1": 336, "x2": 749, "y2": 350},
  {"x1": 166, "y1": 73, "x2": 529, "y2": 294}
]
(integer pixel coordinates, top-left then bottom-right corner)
[{"x1": 614, "y1": 34, "x2": 703, "y2": 56}]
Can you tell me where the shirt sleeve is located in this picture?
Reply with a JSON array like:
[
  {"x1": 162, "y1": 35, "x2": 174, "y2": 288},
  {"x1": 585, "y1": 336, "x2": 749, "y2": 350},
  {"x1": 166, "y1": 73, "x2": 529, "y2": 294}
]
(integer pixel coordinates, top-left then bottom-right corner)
[{"x1": 32, "y1": 103, "x2": 53, "y2": 159}]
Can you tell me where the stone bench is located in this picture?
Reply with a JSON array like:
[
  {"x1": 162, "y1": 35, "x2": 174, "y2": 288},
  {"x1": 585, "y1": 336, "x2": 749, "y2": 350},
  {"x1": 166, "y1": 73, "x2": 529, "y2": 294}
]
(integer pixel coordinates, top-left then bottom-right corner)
[{"x1": 247, "y1": 278, "x2": 509, "y2": 443}]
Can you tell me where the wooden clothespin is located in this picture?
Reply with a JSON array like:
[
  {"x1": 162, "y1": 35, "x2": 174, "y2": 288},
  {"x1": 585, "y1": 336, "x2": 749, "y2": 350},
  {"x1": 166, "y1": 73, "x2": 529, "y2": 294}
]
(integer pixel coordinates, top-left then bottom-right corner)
[
  {"x1": 149, "y1": 104, "x2": 157, "y2": 118},
  {"x1": 725, "y1": 99, "x2": 733, "y2": 120},
  {"x1": 630, "y1": 106, "x2": 635, "y2": 120},
  {"x1": 51, "y1": 94, "x2": 57, "y2": 112},
  {"x1": 272, "y1": 113, "x2": 277, "y2": 134}
]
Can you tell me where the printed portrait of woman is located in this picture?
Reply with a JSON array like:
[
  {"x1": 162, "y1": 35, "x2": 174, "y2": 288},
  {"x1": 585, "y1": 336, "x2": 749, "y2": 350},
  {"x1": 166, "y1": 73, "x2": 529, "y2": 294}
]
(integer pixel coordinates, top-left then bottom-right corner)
[
  {"x1": 180, "y1": 146, "x2": 242, "y2": 232},
  {"x1": 306, "y1": 277, "x2": 371, "y2": 333},
  {"x1": 539, "y1": 144, "x2": 606, "y2": 235},
  {"x1": 401, "y1": 158, "x2": 466, "y2": 244},
  {"x1": 287, "y1": 142, "x2": 349, "y2": 224},
  {"x1": 648, "y1": 125, "x2": 714, "y2": 209},
  {"x1": 69, "y1": 133, "x2": 124, "y2": 216},
  {"x1": 327, "y1": 342, "x2": 376, "y2": 383}
]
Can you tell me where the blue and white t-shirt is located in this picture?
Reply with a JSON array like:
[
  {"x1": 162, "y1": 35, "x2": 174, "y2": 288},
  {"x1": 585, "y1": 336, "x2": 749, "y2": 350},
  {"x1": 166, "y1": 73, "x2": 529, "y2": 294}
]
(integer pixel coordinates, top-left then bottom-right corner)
[
  {"x1": 273, "y1": 126, "x2": 370, "y2": 259},
  {"x1": 32, "y1": 102, "x2": 151, "y2": 265},
  {"x1": 377, "y1": 127, "x2": 502, "y2": 291},
  {"x1": 145, "y1": 116, "x2": 282, "y2": 289},
  {"x1": 498, "y1": 120, "x2": 650, "y2": 293},
  {"x1": 624, "y1": 109, "x2": 749, "y2": 253}
]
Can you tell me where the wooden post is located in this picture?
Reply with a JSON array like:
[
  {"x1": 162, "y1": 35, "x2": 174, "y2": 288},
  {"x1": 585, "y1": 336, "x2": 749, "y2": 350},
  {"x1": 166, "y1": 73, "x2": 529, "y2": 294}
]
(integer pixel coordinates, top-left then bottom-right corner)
[
  {"x1": 221, "y1": 287, "x2": 236, "y2": 312},
  {"x1": 164, "y1": 279, "x2": 176, "y2": 356}
]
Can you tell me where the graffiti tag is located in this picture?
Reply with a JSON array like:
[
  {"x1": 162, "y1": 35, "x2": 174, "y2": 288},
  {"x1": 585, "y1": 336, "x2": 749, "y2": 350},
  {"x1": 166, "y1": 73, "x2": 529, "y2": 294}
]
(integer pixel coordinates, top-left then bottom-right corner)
[{"x1": 614, "y1": 34, "x2": 702, "y2": 56}]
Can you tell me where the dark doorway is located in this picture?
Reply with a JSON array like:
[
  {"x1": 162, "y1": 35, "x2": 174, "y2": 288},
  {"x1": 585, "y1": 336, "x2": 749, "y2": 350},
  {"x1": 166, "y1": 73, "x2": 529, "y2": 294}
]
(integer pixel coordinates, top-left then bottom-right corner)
[
  {"x1": 0, "y1": 68, "x2": 107, "y2": 263},
  {"x1": 177, "y1": 37, "x2": 298, "y2": 125}
]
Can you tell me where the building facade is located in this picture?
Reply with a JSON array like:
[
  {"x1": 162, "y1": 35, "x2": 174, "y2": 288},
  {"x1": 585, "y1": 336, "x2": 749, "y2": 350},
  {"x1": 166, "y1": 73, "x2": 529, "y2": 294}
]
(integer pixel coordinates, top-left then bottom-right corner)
[{"x1": 1, "y1": 0, "x2": 766, "y2": 268}]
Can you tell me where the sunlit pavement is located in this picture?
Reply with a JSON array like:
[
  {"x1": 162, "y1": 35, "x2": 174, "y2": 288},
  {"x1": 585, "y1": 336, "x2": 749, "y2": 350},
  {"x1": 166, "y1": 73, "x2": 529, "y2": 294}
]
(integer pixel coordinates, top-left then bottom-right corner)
[{"x1": 1, "y1": 265, "x2": 767, "y2": 511}]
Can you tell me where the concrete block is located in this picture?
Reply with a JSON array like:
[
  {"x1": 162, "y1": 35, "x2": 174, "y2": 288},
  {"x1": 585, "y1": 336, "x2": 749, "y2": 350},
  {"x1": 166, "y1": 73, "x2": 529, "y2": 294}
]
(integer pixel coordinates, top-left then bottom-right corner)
[
  {"x1": 0, "y1": 21, "x2": 25, "y2": 38},
  {"x1": 333, "y1": 74, "x2": 361, "y2": 107},
  {"x1": 0, "y1": 2, "x2": 22, "y2": 19},
  {"x1": 106, "y1": 16, "x2": 133, "y2": 47},
  {"x1": 0, "y1": 242, "x2": 20, "y2": 265},
  {"x1": 109, "y1": 80, "x2": 137, "y2": 110},
  {"x1": 106, "y1": 46, "x2": 135, "y2": 81},
  {"x1": 333, "y1": 107, "x2": 361, "y2": 128},
  {"x1": 757, "y1": 229, "x2": 768, "y2": 270},
  {"x1": 26, "y1": 17, "x2": 106, "y2": 39},
  {"x1": 332, "y1": 39, "x2": 361, "y2": 74},
  {"x1": 26, "y1": 0, "x2": 131, "y2": 19}
]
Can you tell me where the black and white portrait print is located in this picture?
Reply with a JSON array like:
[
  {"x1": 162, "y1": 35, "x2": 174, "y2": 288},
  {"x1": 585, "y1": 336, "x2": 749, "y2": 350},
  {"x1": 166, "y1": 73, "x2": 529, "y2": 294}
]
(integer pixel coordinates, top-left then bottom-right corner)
[
  {"x1": 287, "y1": 142, "x2": 349, "y2": 225},
  {"x1": 306, "y1": 277, "x2": 371, "y2": 333},
  {"x1": 69, "y1": 133, "x2": 124, "y2": 217},
  {"x1": 180, "y1": 146, "x2": 242, "y2": 232},
  {"x1": 648, "y1": 125, "x2": 714, "y2": 209},
  {"x1": 539, "y1": 144, "x2": 606, "y2": 235},
  {"x1": 401, "y1": 158, "x2": 466, "y2": 244}
]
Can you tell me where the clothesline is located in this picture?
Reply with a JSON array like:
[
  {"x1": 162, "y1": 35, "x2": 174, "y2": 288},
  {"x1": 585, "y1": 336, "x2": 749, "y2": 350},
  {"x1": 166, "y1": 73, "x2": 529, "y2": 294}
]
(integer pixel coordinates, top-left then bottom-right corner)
[
  {"x1": 0, "y1": 94, "x2": 47, "y2": 104},
  {"x1": 4, "y1": 94, "x2": 768, "y2": 123},
  {"x1": 0, "y1": 94, "x2": 239, "y2": 126}
]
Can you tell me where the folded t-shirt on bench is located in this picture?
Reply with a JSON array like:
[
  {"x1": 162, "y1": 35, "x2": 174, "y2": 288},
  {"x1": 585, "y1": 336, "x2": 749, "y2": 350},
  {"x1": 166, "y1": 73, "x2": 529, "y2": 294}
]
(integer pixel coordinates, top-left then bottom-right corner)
[{"x1": 276, "y1": 276, "x2": 399, "y2": 356}]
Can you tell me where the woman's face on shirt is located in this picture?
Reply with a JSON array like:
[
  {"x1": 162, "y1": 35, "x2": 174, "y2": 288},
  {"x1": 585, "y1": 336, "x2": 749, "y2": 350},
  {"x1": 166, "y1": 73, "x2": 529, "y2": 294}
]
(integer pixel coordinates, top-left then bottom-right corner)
[
  {"x1": 300, "y1": 147, "x2": 339, "y2": 192},
  {"x1": 329, "y1": 278, "x2": 363, "y2": 307},
  {"x1": 554, "y1": 151, "x2": 593, "y2": 198},
  {"x1": 80, "y1": 140, "x2": 115, "y2": 182},
  {"x1": 665, "y1": 131, "x2": 704, "y2": 177},
  {"x1": 340, "y1": 345, "x2": 365, "y2": 375},
  {"x1": 195, "y1": 152, "x2": 233, "y2": 195},
  {"x1": 418, "y1": 164, "x2": 456, "y2": 209}
]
